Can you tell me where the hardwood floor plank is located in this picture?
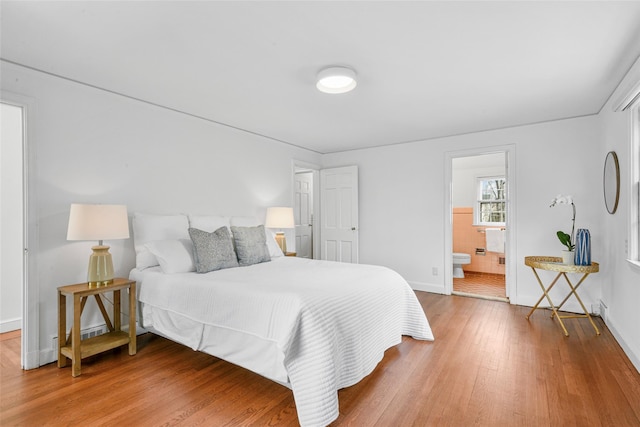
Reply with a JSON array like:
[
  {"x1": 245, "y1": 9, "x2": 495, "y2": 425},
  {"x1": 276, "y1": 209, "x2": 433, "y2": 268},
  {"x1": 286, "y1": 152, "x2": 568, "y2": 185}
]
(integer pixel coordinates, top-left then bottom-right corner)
[{"x1": 2, "y1": 293, "x2": 639, "y2": 426}]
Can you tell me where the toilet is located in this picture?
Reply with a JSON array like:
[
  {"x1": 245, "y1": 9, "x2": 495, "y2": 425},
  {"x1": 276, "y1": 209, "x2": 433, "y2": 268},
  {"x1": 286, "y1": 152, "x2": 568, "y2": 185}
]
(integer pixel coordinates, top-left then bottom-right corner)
[{"x1": 452, "y1": 253, "x2": 471, "y2": 278}]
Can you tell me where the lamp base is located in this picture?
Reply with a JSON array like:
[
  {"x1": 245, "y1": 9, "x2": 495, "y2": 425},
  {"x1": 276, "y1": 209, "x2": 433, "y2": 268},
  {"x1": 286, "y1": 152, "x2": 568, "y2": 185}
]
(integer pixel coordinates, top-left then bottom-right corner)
[
  {"x1": 88, "y1": 245, "x2": 114, "y2": 287},
  {"x1": 274, "y1": 232, "x2": 287, "y2": 253}
]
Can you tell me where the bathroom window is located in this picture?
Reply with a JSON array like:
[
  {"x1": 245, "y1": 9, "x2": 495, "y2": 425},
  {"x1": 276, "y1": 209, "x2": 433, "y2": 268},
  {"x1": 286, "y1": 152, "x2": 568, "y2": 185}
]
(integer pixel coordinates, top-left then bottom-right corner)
[{"x1": 475, "y1": 176, "x2": 506, "y2": 225}]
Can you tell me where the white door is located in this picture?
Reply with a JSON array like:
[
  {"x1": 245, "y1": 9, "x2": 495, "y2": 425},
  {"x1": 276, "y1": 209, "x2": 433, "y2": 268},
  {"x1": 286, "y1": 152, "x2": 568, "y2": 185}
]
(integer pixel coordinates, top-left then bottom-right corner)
[
  {"x1": 294, "y1": 172, "x2": 313, "y2": 258},
  {"x1": 320, "y1": 166, "x2": 358, "y2": 263}
]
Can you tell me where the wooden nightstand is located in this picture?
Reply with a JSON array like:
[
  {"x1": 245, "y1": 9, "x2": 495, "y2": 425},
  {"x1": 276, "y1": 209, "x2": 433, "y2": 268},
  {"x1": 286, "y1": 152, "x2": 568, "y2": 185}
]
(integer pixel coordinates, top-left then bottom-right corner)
[
  {"x1": 57, "y1": 278, "x2": 136, "y2": 377},
  {"x1": 285, "y1": 252, "x2": 297, "y2": 257}
]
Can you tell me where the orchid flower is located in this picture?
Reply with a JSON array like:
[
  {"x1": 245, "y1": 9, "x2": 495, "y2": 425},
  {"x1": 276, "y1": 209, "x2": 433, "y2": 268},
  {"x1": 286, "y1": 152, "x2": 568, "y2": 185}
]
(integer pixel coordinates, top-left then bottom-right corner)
[{"x1": 550, "y1": 194, "x2": 576, "y2": 251}]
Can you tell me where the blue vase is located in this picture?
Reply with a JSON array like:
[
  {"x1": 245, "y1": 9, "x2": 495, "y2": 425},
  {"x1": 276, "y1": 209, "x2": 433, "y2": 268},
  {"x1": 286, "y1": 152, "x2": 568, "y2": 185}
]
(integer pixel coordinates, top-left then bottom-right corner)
[{"x1": 574, "y1": 229, "x2": 591, "y2": 266}]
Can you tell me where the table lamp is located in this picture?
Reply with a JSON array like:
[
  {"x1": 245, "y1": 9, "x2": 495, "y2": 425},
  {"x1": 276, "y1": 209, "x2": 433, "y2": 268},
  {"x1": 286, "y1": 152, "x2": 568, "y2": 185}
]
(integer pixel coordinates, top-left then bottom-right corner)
[
  {"x1": 67, "y1": 204, "x2": 130, "y2": 286},
  {"x1": 265, "y1": 207, "x2": 295, "y2": 253}
]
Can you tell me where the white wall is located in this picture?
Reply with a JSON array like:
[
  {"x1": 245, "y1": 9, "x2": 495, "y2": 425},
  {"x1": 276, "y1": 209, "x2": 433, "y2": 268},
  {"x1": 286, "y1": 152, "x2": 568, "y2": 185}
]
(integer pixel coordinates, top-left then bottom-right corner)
[
  {"x1": 323, "y1": 116, "x2": 604, "y2": 311},
  {"x1": 597, "y1": 56, "x2": 640, "y2": 372},
  {"x1": 3, "y1": 55, "x2": 637, "y2": 373},
  {"x1": 0, "y1": 102, "x2": 24, "y2": 332},
  {"x1": 323, "y1": 90, "x2": 640, "y2": 370},
  {"x1": 452, "y1": 153, "x2": 505, "y2": 208},
  {"x1": 0, "y1": 61, "x2": 321, "y2": 364}
]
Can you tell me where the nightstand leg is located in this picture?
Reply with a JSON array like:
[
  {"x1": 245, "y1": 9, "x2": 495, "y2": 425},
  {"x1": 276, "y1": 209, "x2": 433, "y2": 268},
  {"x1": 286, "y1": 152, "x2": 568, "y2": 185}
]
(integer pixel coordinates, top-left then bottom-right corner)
[
  {"x1": 128, "y1": 283, "x2": 136, "y2": 355},
  {"x1": 114, "y1": 290, "x2": 121, "y2": 331},
  {"x1": 58, "y1": 291, "x2": 67, "y2": 368},
  {"x1": 72, "y1": 294, "x2": 82, "y2": 377}
]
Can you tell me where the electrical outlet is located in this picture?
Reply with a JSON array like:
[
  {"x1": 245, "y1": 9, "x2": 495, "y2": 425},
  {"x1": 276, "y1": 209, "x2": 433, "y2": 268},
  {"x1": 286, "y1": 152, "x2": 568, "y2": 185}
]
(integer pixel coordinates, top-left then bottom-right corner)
[
  {"x1": 432, "y1": 267, "x2": 438, "y2": 276},
  {"x1": 591, "y1": 304, "x2": 600, "y2": 316}
]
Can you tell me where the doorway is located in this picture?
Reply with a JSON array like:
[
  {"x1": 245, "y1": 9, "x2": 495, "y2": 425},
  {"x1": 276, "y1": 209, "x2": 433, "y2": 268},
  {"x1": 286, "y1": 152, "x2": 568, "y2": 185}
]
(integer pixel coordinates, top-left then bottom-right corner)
[
  {"x1": 445, "y1": 146, "x2": 516, "y2": 302},
  {"x1": 1, "y1": 101, "x2": 25, "y2": 368},
  {"x1": 293, "y1": 161, "x2": 320, "y2": 259},
  {"x1": 294, "y1": 170, "x2": 314, "y2": 258},
  {"x1": 1, "y1": 93, "x2": 38, "y2": 370},
  {"x1": 1, "y1": 102, "x2": 24, "y2": 332}
]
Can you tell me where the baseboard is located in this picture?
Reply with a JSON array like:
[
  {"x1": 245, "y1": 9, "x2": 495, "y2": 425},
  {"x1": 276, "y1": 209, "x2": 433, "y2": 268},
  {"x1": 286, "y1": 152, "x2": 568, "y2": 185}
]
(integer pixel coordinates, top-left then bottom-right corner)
[
  {"x1": 515, "y1": 294, "x2": 596, "y2": 315},
  {"x1": 408, "y1": 281, "x2": 445, "y2": 294},
  {"x1": 0, "y1": 318, "x2": 22, "y2": 333},
  {"x1": 39, "y1": 322, "x2": 148, "y2": 366},
  {"x1": 603, "y1": 315, "x2": 640, "y2": 374}
]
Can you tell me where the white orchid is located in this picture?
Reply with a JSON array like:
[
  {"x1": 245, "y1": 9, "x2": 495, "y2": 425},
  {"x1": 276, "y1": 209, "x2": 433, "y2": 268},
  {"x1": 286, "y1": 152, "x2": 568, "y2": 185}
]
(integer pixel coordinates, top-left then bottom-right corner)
[
  {"x1": 550, "y1": 194, "x2": 576, "y2": 251},
  {"x1": 550, "y1": 194, "x2": 574, "y2": 207}
]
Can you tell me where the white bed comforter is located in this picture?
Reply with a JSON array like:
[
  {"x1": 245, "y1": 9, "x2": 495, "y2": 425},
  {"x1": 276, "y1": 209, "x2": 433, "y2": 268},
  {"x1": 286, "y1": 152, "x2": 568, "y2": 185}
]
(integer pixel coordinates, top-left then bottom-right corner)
[{"x1": 135, "y1": 257, "x2": 433, "y2": 426}]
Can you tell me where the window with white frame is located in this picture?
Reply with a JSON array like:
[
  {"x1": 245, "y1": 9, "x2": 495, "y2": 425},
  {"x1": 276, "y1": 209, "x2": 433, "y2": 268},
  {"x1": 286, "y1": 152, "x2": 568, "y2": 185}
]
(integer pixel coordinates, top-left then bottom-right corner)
[{"x1": 475, "y1": 176, "x2": 506, "y2": 225}]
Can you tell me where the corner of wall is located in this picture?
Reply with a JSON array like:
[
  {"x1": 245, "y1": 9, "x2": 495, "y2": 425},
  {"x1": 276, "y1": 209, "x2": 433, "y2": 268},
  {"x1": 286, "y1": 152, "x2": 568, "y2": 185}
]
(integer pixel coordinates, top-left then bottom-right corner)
[{"x1": 408, "y1": 281, "x2": 446, "y2": 295}]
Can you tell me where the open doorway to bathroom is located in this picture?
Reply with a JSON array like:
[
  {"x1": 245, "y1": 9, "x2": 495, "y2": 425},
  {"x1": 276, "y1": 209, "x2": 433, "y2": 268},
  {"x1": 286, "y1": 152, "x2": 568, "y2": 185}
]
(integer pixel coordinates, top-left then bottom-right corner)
[{"x1": 451, "y1": 152, "x2": 509, "y2": 302}]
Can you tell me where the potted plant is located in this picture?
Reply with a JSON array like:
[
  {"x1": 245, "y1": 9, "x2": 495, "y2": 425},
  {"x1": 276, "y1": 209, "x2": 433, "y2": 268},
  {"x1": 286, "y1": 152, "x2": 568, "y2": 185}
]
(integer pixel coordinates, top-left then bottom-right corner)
[{"x1": 550, "y1": 194, "x2": 575, "y2": 264}]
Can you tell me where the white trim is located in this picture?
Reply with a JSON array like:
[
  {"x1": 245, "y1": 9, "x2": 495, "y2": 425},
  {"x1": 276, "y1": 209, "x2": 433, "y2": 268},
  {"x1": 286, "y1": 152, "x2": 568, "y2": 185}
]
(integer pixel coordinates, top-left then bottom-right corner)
[
  {"x1": 626, "y1": 259, "x2": 640, "y2": 272},
  {"x1": 628, "y1": 105, "x2": 640, "y2": 263},
  {"x1": 474, "y1": 174, "x2": 506, "y2": 226},
  {"x1": 0, "y1": 318, "x2": 22, "y2": 334},
  {"x1": 1, "y1": 91, "x2": 40, "y2": 370},
  {"x1": 444, "y1": 145, "x2": 517, "y2": 302},
  {"x1": 408, "y1": 281, "x2": 445, "y2": 295},
  {"x1": 613, "y1": 79, "x2": 640, "y2": 112},
  {"x1": 605, "y1": 316, "x2": 640, "y2": 374},
  {"x1": 612, "y1": 54, "x2": 640, "y2": 113}
]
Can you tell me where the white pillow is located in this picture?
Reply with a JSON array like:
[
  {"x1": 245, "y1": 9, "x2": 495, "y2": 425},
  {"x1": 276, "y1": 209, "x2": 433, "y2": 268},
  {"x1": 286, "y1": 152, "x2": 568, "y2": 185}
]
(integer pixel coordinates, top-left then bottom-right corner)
[
  {"x1": 230, "y1": 216, "x2": 260, "y2": 227},
  {"x1": 132, "y1": 213, "x2": 190, "y2": 269},
  {"x1": 145, "y1": 239, "x2": 195, "y2": 274},
  {"x1": 188, "y1": 215, "x2": 230, "y2": 233},
  {"x1": 230, "y1": 216, "x2": 283, "y2": 258}
]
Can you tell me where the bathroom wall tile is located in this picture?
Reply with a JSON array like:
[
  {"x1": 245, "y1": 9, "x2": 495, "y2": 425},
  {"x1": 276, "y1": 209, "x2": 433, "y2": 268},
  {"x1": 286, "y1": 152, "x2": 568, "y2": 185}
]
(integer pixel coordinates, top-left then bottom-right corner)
[{"x1": 453, "y1": 207, "x2": 505, "y2": 275}]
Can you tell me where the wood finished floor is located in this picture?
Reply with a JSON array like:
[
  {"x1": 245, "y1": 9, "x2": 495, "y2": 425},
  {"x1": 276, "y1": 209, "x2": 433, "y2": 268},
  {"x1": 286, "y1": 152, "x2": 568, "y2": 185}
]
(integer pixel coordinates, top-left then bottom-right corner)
[
  {"x1": 453, "y1": 272, "x2": 507, "y2": 300},
  {"x1": 2, "y1": 293, "x2": 640, "y2": 426}
]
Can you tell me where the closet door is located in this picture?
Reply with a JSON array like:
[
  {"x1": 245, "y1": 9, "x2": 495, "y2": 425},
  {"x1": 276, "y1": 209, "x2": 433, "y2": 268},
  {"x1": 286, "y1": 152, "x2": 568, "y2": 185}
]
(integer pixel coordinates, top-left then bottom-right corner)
[{"x1": 320, "y1": 166, "x2": 358, "y2": 263}]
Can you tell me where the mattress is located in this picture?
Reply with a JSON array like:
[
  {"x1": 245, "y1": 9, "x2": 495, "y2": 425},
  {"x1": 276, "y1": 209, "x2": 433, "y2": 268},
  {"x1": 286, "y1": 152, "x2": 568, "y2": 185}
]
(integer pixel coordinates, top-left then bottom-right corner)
[{"x1": 131, "y1": 256, "x2": 433, "y2": 426}]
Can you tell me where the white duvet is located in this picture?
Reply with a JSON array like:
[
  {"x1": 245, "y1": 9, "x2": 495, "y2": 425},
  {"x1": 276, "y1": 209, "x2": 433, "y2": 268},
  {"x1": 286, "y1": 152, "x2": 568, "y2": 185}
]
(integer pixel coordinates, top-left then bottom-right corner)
[{"x1": 133, "y1": 256, "x2": 433, "y2": 427}]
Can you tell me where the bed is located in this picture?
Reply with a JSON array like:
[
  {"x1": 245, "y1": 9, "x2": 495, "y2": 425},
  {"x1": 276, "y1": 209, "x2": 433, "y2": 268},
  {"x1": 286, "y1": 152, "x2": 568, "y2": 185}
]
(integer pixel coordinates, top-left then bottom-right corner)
[{"x1": 129, "y1": 213, "x2": 434, "y2": 426}]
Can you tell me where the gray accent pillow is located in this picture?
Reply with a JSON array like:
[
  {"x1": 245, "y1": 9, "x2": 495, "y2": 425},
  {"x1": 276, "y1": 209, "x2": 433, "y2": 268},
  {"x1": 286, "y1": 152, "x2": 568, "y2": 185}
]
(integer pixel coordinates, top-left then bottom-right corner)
[
  {"x1": 231, "y1": 225, "x2": 271, "y2": 266},
  {"x1": 188, "y1": 226, "x2": 239, "y2": 273}
]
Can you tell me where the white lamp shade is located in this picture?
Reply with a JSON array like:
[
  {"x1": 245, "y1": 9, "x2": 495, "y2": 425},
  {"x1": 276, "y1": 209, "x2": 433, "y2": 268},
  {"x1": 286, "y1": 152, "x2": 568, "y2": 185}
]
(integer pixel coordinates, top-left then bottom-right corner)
[
  {"x1": 265, "y1": 207, "x2": 295, "y2": 229},
  {"x1": 67, "y1": 204, "x2": 130, "y2": 241}
]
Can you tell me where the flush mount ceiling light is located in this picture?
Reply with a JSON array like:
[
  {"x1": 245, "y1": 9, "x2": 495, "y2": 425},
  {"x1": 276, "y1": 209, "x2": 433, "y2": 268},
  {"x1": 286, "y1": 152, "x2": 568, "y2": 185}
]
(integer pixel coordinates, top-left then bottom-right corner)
[{"x1": 316, "y1": 66, "x2": 357, "y2": 94}]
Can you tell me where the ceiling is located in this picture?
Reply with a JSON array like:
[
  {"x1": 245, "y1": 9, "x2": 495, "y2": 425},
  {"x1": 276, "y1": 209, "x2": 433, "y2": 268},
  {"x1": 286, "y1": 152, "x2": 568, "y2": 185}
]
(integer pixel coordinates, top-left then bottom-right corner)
[{"x1": 2, "y1": 1, "x2": 640, "y2": 154}]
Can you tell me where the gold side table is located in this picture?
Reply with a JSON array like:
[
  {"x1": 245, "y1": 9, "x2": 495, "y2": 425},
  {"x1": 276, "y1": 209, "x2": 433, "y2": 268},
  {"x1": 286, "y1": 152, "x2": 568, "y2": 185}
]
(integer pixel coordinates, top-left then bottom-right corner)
[
  {"x1": 58, "y1": 278, "x2": 136, "y2": 377},
  {"x1": 524, "y1": 256, "x2": 600, "y2": 336}
]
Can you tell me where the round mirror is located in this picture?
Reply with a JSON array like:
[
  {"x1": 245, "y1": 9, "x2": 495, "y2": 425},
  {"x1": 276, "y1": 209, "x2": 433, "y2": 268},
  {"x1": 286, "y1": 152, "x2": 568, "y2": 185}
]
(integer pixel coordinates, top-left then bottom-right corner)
[{"x1": 603, "y1": 151, "x2": 620, "y2": 214}]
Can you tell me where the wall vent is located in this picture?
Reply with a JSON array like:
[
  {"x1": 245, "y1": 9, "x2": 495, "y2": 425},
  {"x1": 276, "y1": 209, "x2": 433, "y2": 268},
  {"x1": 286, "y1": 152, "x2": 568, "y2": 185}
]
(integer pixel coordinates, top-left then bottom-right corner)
[
  {"x1": 52, "y1": 325, "x2": 108, "y2": 350},
  {"x1": 599, "y1": 300, "x2": 608, "y2": 322}
]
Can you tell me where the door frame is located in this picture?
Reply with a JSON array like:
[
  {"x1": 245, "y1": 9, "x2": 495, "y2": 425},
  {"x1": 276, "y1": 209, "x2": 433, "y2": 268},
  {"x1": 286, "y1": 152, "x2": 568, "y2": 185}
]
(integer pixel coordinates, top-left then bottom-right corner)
[
  {"x1": 444, "y1": 144, "x2": 517, "y2": 302},
  {"x1": 292, "y1": 159, "x2": 320, "y2": 259},
  {"x1": 1, "y1": 91, "x2": 39, "y2": 369}
]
